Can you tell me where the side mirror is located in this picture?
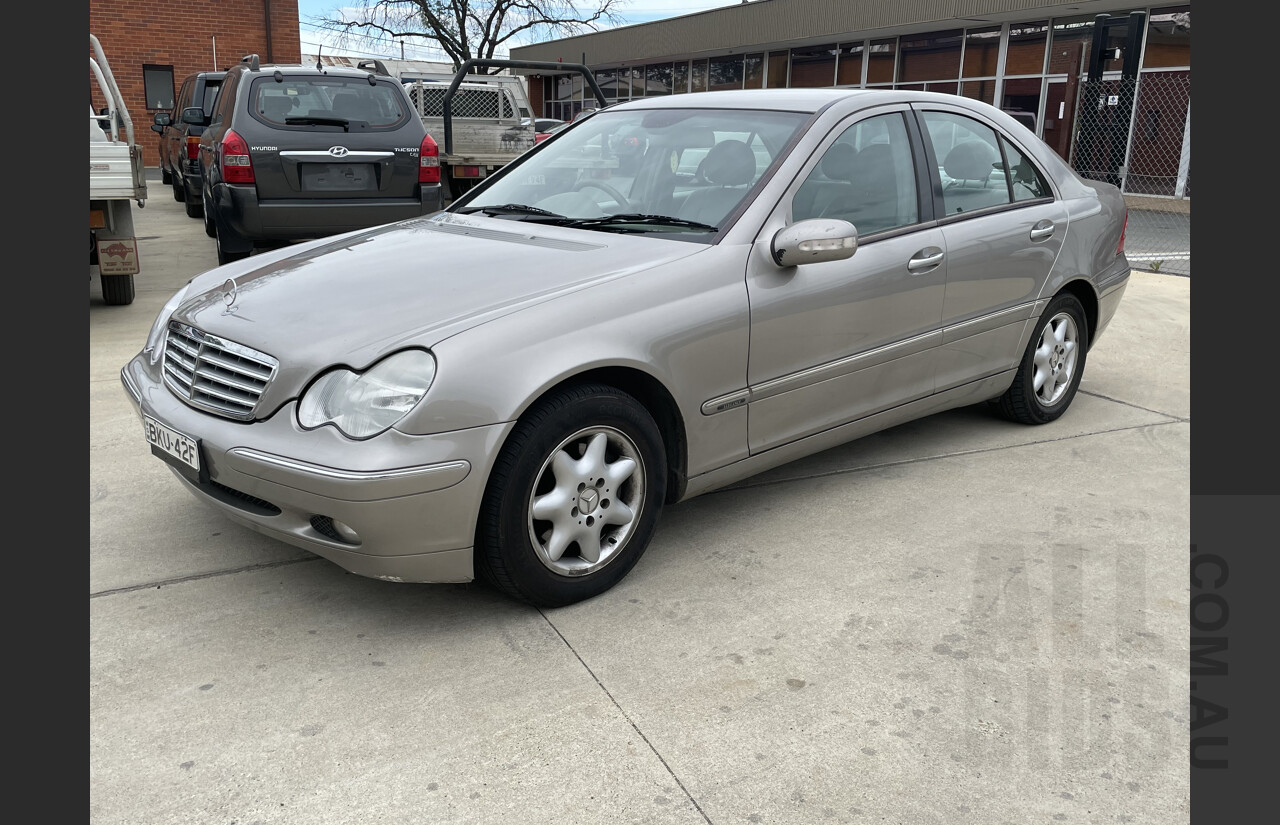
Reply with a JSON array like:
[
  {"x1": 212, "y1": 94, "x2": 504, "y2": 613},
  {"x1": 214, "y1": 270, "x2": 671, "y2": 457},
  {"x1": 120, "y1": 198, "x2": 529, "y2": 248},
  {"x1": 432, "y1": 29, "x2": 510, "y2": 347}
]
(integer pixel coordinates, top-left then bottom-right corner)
[
  {"x1": 181, "y1": 106, "x2": 207, "y2": 125},
  {"x1": 771, "y1": 219, "x2": 858, "y2": 267},
  {"x1": 153, "y1": 112, "x2": 171, "y2": 127},
  {"x1": 150, "y1": 123, "x2": 164, "y2": 134}
]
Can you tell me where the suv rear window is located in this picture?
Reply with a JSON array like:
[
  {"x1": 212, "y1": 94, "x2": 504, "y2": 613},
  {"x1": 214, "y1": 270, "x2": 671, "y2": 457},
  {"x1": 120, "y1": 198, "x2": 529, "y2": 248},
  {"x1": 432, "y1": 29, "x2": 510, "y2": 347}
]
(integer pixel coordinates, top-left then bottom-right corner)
[{"x1": 251, "y1": 77, "x2": 410, "y2": 130}]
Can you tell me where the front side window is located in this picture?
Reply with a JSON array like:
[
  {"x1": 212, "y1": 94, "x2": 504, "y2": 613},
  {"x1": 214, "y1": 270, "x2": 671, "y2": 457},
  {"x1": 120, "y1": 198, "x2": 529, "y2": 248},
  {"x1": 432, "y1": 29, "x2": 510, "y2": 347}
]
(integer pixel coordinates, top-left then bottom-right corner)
[
  {"x1": 255, "y1": 77, "x2": 410, "y2": 129},
  {"x1": 792, "y1": 113, "x2": 919, "y2": 235}
]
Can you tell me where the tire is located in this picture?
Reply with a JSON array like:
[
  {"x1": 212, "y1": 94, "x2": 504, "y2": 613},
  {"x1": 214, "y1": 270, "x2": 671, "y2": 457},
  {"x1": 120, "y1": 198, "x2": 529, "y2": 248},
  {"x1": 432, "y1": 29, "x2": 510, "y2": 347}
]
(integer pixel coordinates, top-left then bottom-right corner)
[
  {"x1": 215, "y1": 221, "x2": 251, "y2": 265},
  {"x1": 171, "y1": 176, "x2": 184, "y2": 202},
  {"x1": 160, "y1": 166, "x2": 172, "y2": 185},
  {"x1": 477, "y1": 384, "x2": 667, "y2": 608},
  {"x1": 202, "y1": 189, "x2": 217, "y2": 238},
  {"x1": 997, "y1": 292, "x2": 1089, "y2": 425},
  {"x1": 101, "y1": 273, "x2": 135, "y2": 306},
  {"x1": 184, "y1": 183, "x2": 203, "y2": 219}
]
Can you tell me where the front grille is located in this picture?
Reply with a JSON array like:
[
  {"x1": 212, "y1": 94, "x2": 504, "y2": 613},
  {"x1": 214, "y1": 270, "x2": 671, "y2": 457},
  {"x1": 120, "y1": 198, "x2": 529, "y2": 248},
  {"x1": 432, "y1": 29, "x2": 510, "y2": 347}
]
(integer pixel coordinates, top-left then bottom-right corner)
[{"x1": 163, "y1": 322, "x2": 279, "y2": 420}]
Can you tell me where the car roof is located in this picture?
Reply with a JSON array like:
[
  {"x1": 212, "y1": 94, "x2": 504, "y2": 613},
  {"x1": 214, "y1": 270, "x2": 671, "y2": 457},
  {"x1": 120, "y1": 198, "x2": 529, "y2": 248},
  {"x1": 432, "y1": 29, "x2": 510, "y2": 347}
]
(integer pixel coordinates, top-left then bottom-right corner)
[
  {"x1": 238, "y1": 62, "x2": 395, "y2": 80},
  {"x1": 608, "y1": 88, "x2": 996, "y2": 115}
]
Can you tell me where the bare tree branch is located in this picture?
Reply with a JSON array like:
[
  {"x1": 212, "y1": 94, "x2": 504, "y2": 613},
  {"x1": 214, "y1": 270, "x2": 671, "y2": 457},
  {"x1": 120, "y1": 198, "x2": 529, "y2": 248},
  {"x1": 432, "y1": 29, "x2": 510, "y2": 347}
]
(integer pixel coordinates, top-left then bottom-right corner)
[{"x1": 315, "y1": 1, "x2": 624, "y2": 71}]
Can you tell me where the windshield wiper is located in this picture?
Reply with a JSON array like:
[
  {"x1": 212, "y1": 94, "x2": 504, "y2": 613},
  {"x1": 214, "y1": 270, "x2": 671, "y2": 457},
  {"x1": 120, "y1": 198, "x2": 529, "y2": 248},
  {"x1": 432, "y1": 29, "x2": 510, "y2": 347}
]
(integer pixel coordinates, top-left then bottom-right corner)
[
  {"x1": 456, "y1": 203, "x2": 566, "y2": 218},
  {"x1": 560, "y1": 214, "x2": 719, "y2": 232}
]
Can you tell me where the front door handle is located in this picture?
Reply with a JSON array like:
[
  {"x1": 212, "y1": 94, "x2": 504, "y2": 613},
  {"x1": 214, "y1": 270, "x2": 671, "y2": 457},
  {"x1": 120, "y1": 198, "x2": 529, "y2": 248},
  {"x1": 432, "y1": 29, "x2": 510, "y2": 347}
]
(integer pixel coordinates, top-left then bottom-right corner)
[
  {"x1": 1030, "y1": 219, "x2": 1056, "y2": 241},
  {"x1": 907, "y1": 247, "x2": 945, "y2": 273}
]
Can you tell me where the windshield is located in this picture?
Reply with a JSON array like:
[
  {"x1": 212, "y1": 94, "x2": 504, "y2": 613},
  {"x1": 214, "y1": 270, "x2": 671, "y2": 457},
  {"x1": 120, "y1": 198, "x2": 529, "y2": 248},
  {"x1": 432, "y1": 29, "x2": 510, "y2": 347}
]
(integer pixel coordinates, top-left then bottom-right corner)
[{"x1": 456, "y1": 107, "x2": 809, "y2": 236}]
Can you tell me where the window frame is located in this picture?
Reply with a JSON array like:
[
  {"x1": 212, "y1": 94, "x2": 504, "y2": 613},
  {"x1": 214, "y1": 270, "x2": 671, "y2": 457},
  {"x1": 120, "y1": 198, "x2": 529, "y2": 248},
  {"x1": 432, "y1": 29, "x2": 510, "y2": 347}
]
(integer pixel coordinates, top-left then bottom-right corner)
[{"x1": 142, "y1": 64, "x2": 175, "y2": 111}]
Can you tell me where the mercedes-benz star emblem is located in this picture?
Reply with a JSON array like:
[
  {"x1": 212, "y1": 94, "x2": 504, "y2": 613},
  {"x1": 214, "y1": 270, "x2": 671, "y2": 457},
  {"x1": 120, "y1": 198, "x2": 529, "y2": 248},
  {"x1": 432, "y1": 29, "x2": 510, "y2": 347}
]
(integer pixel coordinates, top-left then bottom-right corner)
[
  {"x1": 222, "y1": 278, "x2": 239, "y2": 314},
  {"x1": 328, "y1": 146, "x2": 349, "y2": 158}
]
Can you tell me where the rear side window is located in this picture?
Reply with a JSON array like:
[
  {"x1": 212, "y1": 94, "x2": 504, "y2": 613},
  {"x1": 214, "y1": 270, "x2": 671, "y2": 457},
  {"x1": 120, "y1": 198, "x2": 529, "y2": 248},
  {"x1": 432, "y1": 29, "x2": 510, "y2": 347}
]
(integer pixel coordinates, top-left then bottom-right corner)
[
  {"x1": 251, "y1": 77, "x2": 411, "y2": 129},
  {"x1": 921, "y1": 111, "x2": 1052, "y2": 215},
  {"x1": 199, "y1": 81, "x2": 222, "y2": 116}
]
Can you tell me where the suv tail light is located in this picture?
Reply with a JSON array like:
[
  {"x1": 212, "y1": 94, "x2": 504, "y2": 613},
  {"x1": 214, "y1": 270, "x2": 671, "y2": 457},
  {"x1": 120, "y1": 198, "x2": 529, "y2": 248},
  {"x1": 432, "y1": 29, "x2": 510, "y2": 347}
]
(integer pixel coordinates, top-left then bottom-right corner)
[
  {"x1": 221, "y1": 129, "x2": 255, "y2": 184},
  {"x1": 1117, "y1": 209, "x2": 1127, "y2": 256},
  {"x1": 419, "y1": 134, "x2": 440, "y2": 184},
  {"x1": 185, "y1": 135, "x2": 201, "y2": 161}
]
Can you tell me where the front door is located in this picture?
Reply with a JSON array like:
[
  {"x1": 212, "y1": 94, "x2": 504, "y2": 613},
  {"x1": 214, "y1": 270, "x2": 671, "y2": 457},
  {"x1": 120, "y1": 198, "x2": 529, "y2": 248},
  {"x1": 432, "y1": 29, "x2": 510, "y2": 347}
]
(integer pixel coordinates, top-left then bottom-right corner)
[{"x1": 744, "y1": 108, "x2": 946, "y2": 454}]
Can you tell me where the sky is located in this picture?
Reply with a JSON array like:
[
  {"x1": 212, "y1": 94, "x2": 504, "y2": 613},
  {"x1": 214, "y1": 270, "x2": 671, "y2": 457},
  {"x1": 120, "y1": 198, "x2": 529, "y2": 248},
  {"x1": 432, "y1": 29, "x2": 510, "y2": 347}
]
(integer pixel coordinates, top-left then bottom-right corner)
[{"x1": 296, "y1": 1, "x2": 746, "y2": 63}]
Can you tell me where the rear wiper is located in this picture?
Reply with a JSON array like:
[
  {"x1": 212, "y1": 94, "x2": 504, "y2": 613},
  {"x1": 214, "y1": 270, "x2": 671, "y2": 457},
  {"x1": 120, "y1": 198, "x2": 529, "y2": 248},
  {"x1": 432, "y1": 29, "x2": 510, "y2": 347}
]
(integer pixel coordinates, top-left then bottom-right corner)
[
  {"x1": 457, "y1": 203, "x2": 566, "y2": 218},
  {"x1": 561, "y1": 214, "x2": 719, "y2": 232},
  {"x1": 284, "y1": 116, "x2": 351, "y2": 131}
]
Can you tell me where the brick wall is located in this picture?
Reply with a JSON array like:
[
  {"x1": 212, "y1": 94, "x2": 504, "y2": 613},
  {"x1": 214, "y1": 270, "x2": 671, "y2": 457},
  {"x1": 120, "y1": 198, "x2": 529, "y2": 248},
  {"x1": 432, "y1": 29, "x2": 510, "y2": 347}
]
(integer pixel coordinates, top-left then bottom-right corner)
[{"x1": 90, "y1": 0, "x2": 301, "y2": 167}]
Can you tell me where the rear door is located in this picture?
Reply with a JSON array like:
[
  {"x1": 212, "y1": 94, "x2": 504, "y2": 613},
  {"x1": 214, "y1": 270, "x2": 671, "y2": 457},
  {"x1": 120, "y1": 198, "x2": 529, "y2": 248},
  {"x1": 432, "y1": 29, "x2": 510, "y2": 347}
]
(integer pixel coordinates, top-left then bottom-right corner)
[
  {"x1": 166, "y1": 77, "x2": 194, "y2": 174},
  {"x1": 245, "y1": 74, "x2": 424, "y2": 202},
  {"x1": 914, "y1": 104, "x2": 1069, "y2": 392}
]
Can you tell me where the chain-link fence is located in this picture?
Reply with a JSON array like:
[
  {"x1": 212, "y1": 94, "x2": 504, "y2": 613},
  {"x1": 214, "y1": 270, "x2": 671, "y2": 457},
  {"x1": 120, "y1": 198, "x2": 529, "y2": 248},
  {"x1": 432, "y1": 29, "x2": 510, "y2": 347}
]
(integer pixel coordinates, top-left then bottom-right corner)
[{"x1": 1071, "y1": 73, "x2": 1190, "y2": 276}]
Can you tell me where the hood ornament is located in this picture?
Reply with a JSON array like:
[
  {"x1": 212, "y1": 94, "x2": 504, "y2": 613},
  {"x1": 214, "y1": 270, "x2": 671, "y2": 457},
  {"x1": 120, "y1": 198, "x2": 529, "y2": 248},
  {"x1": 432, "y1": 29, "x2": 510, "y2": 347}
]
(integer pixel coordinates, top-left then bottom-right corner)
[{"x1": 222, "y1": 278, "x2": 239, "y2": 314}]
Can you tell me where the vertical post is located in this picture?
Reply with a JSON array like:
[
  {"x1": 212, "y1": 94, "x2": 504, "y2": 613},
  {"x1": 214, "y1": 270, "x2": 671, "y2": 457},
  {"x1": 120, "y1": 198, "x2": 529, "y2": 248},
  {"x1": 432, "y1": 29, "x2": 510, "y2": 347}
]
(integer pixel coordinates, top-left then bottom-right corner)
[{"x1": 1175, "y1": 101, "x2": 1191, "y2": 199}]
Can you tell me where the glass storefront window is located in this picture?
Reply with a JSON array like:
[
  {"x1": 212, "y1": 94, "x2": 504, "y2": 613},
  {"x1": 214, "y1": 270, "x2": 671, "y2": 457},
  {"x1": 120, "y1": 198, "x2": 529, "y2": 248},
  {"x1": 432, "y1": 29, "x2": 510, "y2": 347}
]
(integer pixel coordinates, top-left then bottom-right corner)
[
  {"x1": 744, "y1": 54, "x2": 764, "y2": 89},
  {"x1": 691, "y1": 59, "x2": 708, "y2": 93},
  {"x1": 1144, "y1": 6, "x2": 1190, "y2": 68},
  {"x1": 1049, "y1": 16, "x2": 1095, "y2": 76},
  {"x1": 866, "y1": 38, "x2": 897, "y2": 84},
  {"x1": 790, "y1": 43, "x2": 838, "y2": 87},
  {"x1": 766, "y1": 52, "x2": 788, "y2": 88},
  {"x1": 646, "y1": 63, "x2": 673, "y2": 96},
  {"x1": 1005, "y1": 21, "x2": 1049, "y2": 75},
  {"x1": 1001, "y1": 77, "x2": 1043, "y2": 133},
  {"x1": 897, "y1": 29, "x2": 962, "y2": 83},
  {"x1": 673, "y1": 61, "x2": 689, "y2": 94},
  {"x1": 963, "y1": 26, "x2": 1002, "y2": 78},
  {"x1": 710, "y1": 56, "x2": 744, "y2": 91},
  {"x1": 960, "y1": 80, "x2": 996, "y2": 105},
  {"x1": 836, "y1": 42, "x2": 864, "y2": 86},
  {"x1": 596, "y1": 68, "x2": 619, "y2": 100}
]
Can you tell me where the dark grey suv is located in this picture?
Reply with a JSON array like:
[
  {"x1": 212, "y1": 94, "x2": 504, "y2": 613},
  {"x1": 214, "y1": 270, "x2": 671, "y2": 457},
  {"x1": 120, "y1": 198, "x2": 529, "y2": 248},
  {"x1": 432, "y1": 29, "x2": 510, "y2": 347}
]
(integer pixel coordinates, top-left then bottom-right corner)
[{"x1": 198, "y1": 55, "x2": 443, "y2": 263}]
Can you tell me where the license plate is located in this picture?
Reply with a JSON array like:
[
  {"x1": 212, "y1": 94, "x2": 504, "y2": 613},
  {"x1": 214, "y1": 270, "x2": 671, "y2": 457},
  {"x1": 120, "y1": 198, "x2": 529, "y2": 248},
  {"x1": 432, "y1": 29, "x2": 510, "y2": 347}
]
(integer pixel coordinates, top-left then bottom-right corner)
[
  {"x1": 302, "y1": 163, "x2": 376, "y2": 191},
  {"x1": 143, "y1": 414, "x2": 200, "y2": 472}
]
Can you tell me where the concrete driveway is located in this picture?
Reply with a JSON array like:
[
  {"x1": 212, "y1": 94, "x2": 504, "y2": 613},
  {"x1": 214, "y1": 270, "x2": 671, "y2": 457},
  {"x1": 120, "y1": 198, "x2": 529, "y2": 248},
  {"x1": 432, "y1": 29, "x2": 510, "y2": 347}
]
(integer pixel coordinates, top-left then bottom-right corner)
[{"x1": 90, "y1": 172, "x2": 1190, "y2": 825}]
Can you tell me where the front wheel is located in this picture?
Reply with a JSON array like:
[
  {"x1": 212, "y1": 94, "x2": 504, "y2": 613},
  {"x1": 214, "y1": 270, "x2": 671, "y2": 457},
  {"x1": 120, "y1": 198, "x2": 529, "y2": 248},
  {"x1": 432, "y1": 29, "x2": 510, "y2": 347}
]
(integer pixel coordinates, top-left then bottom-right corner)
[
  {"x1": 997, "y1": 292, "x2": 1089, "y2": 424},
  {"x1": 160, "y1": 166, "x2": 172, "y2": 185},
  {"x1": 477, "y1": 384, "x2": 667, "y2": 607}
]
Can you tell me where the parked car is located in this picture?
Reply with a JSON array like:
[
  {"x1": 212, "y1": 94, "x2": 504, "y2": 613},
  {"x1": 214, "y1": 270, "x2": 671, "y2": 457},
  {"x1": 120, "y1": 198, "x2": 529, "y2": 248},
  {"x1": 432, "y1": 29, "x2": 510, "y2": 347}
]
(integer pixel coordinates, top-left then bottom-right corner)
[
  {"x1": 152, "y1": 71, "x2": 225, "y2": 218},
  {"x1": 530, "y1": 117, "x2": 566, "y2": 144},
  {"x1": 197, "y1": 54, "x2": 443, "y2": 264},
  {"x1": 123, "y1": 89, "x2": 1130, "y2": 608}
]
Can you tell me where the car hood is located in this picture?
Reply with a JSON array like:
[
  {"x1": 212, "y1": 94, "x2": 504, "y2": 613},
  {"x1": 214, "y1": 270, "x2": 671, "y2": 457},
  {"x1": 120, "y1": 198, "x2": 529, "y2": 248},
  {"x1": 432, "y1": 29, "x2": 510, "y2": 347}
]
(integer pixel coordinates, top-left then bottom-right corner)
[{"x1": 169, "y1": 212, "x2": 706, "y2": 408}]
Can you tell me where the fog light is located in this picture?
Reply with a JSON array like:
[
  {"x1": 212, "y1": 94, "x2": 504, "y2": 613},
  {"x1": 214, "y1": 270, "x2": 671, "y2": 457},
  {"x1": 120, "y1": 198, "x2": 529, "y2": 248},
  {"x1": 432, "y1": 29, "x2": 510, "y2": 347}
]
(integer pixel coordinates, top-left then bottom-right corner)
[{"x1": 332, "y1": 519, "x2": 360, "y2": 543}]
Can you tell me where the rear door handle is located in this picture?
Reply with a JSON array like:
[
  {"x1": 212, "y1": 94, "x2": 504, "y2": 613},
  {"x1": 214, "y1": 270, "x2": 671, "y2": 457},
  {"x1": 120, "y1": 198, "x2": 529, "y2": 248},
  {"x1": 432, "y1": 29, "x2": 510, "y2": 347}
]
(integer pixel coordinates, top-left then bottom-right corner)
[
  {"x1": 1030, "y1": 219, "x2": 1056, "y2": 241},
  {"x1": 907, "y1": 247, "x2": 945, "y2": 273}
]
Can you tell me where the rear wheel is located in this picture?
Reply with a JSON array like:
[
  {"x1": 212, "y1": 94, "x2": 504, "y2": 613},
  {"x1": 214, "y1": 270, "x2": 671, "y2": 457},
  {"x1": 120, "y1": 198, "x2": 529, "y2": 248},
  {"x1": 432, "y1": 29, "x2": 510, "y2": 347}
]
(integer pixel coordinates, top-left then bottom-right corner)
[
  {"x1": 477, "y1": 384, "x2": 666, "y2": 607},
  {"x1": 997, "y1": 292, "x2": 1089, "y2": 424},
  {"x1": 101, "y1": 273, "x2": 135, "y2": 306},
  {"x1": 171, "y1": 176, "x2": 184, "y2": 202},
  {"x1": 215, "y1": 220, "x2": 252, "y2": 265},
  {"x1": 202, "y1": 189, "x2": 217, "y2": 238},
  {"x1": 183, "y1": 182, "x2": 203, "y2": 218}
]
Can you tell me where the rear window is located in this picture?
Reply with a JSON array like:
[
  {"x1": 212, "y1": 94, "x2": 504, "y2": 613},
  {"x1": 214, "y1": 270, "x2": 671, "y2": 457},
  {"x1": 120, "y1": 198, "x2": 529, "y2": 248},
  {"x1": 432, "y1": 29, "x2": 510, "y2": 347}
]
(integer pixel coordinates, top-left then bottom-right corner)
[{"x1": 250, "y1": 76, "x2": 411, "y2": 130}]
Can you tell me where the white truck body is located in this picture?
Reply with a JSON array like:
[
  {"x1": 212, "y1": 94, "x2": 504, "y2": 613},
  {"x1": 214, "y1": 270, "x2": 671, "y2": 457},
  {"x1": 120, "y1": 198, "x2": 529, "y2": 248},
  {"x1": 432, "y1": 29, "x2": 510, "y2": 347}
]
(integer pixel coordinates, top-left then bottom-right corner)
[
  {"x1": 404, "y1": 73, "x2": 535, "y2": 198},
  {"x1": 90, "y1": 33, "x2": 146, "y2": 305}
]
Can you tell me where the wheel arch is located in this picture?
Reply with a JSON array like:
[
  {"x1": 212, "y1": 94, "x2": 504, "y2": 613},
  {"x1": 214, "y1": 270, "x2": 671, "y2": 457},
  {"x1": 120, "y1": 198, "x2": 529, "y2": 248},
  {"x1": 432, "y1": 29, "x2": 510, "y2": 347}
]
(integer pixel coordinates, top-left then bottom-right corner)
[
  {"x1": 1056, "y1": 277, "x2": 1100, "y2": 350},
  {"x1": 510, "y1": 366, "x2": 689, "y2": 505}
]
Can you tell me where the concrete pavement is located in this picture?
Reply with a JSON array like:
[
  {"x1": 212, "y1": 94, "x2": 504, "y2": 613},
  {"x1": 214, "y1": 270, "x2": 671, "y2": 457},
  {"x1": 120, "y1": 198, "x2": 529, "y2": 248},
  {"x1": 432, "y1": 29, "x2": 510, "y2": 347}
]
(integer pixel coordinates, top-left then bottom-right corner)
[{"x1": 90, "y1": 171, "x2": 1190, "y2": 824}]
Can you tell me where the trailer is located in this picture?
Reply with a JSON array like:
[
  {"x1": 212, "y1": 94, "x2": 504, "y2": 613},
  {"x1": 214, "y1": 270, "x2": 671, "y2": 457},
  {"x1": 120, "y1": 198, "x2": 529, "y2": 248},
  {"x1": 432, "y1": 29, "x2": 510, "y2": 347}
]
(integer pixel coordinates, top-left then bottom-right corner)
[{"x1": 90, "y1": 33, "x2": 147, "y2": 306}]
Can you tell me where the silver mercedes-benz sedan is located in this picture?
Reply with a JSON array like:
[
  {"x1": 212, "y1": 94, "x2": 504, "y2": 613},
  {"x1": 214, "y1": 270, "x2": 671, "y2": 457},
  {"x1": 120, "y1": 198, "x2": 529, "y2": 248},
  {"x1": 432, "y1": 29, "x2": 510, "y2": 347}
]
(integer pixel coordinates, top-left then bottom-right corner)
[{"x1": 122, "y1": 89, "x2": 1130, "y2": 607}]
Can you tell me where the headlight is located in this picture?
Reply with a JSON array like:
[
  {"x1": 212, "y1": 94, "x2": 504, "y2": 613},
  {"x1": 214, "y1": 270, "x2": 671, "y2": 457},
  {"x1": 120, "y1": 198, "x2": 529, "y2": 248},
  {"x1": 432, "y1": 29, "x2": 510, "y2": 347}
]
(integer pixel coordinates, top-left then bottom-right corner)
[
  {"x1": 144, "y1": 283, "x2": 192, "y2": 365},
  {"x1": 298, "y1": 349, "x2": 437, "y2": 439}
]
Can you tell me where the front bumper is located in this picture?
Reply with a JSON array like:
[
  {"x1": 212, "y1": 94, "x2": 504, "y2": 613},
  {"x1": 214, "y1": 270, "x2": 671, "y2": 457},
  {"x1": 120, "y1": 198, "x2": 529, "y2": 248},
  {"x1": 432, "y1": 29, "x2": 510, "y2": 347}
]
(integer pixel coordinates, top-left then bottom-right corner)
[
  {"x1": 213, "y1": 182, "x2": 444, "y2": 241},
  {"x1": 121, "y1": 354, "x2": 512, "y2": 583}
]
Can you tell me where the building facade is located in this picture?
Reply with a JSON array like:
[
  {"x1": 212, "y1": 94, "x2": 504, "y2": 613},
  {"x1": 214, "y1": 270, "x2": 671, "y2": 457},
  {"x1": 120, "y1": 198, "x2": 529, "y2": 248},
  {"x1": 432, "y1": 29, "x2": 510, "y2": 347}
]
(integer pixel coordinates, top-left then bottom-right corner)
[
  {"x1": 511, "y1": 0, "x2": 1190, "y2": 200},
  {"x1": 90, "y1": 0, "x2": 302, "y2": 168}
]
